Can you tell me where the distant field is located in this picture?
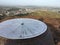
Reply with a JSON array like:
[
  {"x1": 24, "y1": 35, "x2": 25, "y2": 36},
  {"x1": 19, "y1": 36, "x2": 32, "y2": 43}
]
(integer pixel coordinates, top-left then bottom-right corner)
[
  {"x1": 0, "y1": 11, "x2": 60, "y2": 22},
  {"x1": 31, "y1": 11, "x2": 60, "y2": 18}
]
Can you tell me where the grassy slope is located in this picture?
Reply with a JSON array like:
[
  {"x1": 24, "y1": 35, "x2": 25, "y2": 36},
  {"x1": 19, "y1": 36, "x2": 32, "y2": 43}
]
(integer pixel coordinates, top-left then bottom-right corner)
[{"x1": 31, "y1": 11, "x2": 60, "y2": 18}]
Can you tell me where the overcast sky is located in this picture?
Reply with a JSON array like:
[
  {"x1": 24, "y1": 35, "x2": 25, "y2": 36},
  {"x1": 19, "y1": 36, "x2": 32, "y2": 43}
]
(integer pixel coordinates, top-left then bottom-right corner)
[{"x1": 0, "y1": 0, "x2": 60, "y2": 7}]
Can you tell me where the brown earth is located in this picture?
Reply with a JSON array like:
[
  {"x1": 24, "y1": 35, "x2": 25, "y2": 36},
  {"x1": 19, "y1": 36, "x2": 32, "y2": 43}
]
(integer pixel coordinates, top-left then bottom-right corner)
[
  {"x1": 0, "y1": 15, "x2": 60, "y2": 45},
  {"x1": 43, "y1": 18, "x2": 60, "y2": 45}
]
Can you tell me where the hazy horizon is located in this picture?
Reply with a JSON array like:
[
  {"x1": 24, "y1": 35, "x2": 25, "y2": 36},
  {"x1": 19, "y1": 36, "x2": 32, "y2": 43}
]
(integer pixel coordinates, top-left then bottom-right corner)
[{"x1": 0, "y1": 0, "x2": 60, "y2": 7}]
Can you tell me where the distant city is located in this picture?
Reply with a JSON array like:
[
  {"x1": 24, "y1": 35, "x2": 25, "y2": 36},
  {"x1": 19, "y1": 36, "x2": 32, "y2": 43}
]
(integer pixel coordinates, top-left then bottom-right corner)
[{"x1": 0, "y1": 6, "x2": 60, "y2": 20}]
